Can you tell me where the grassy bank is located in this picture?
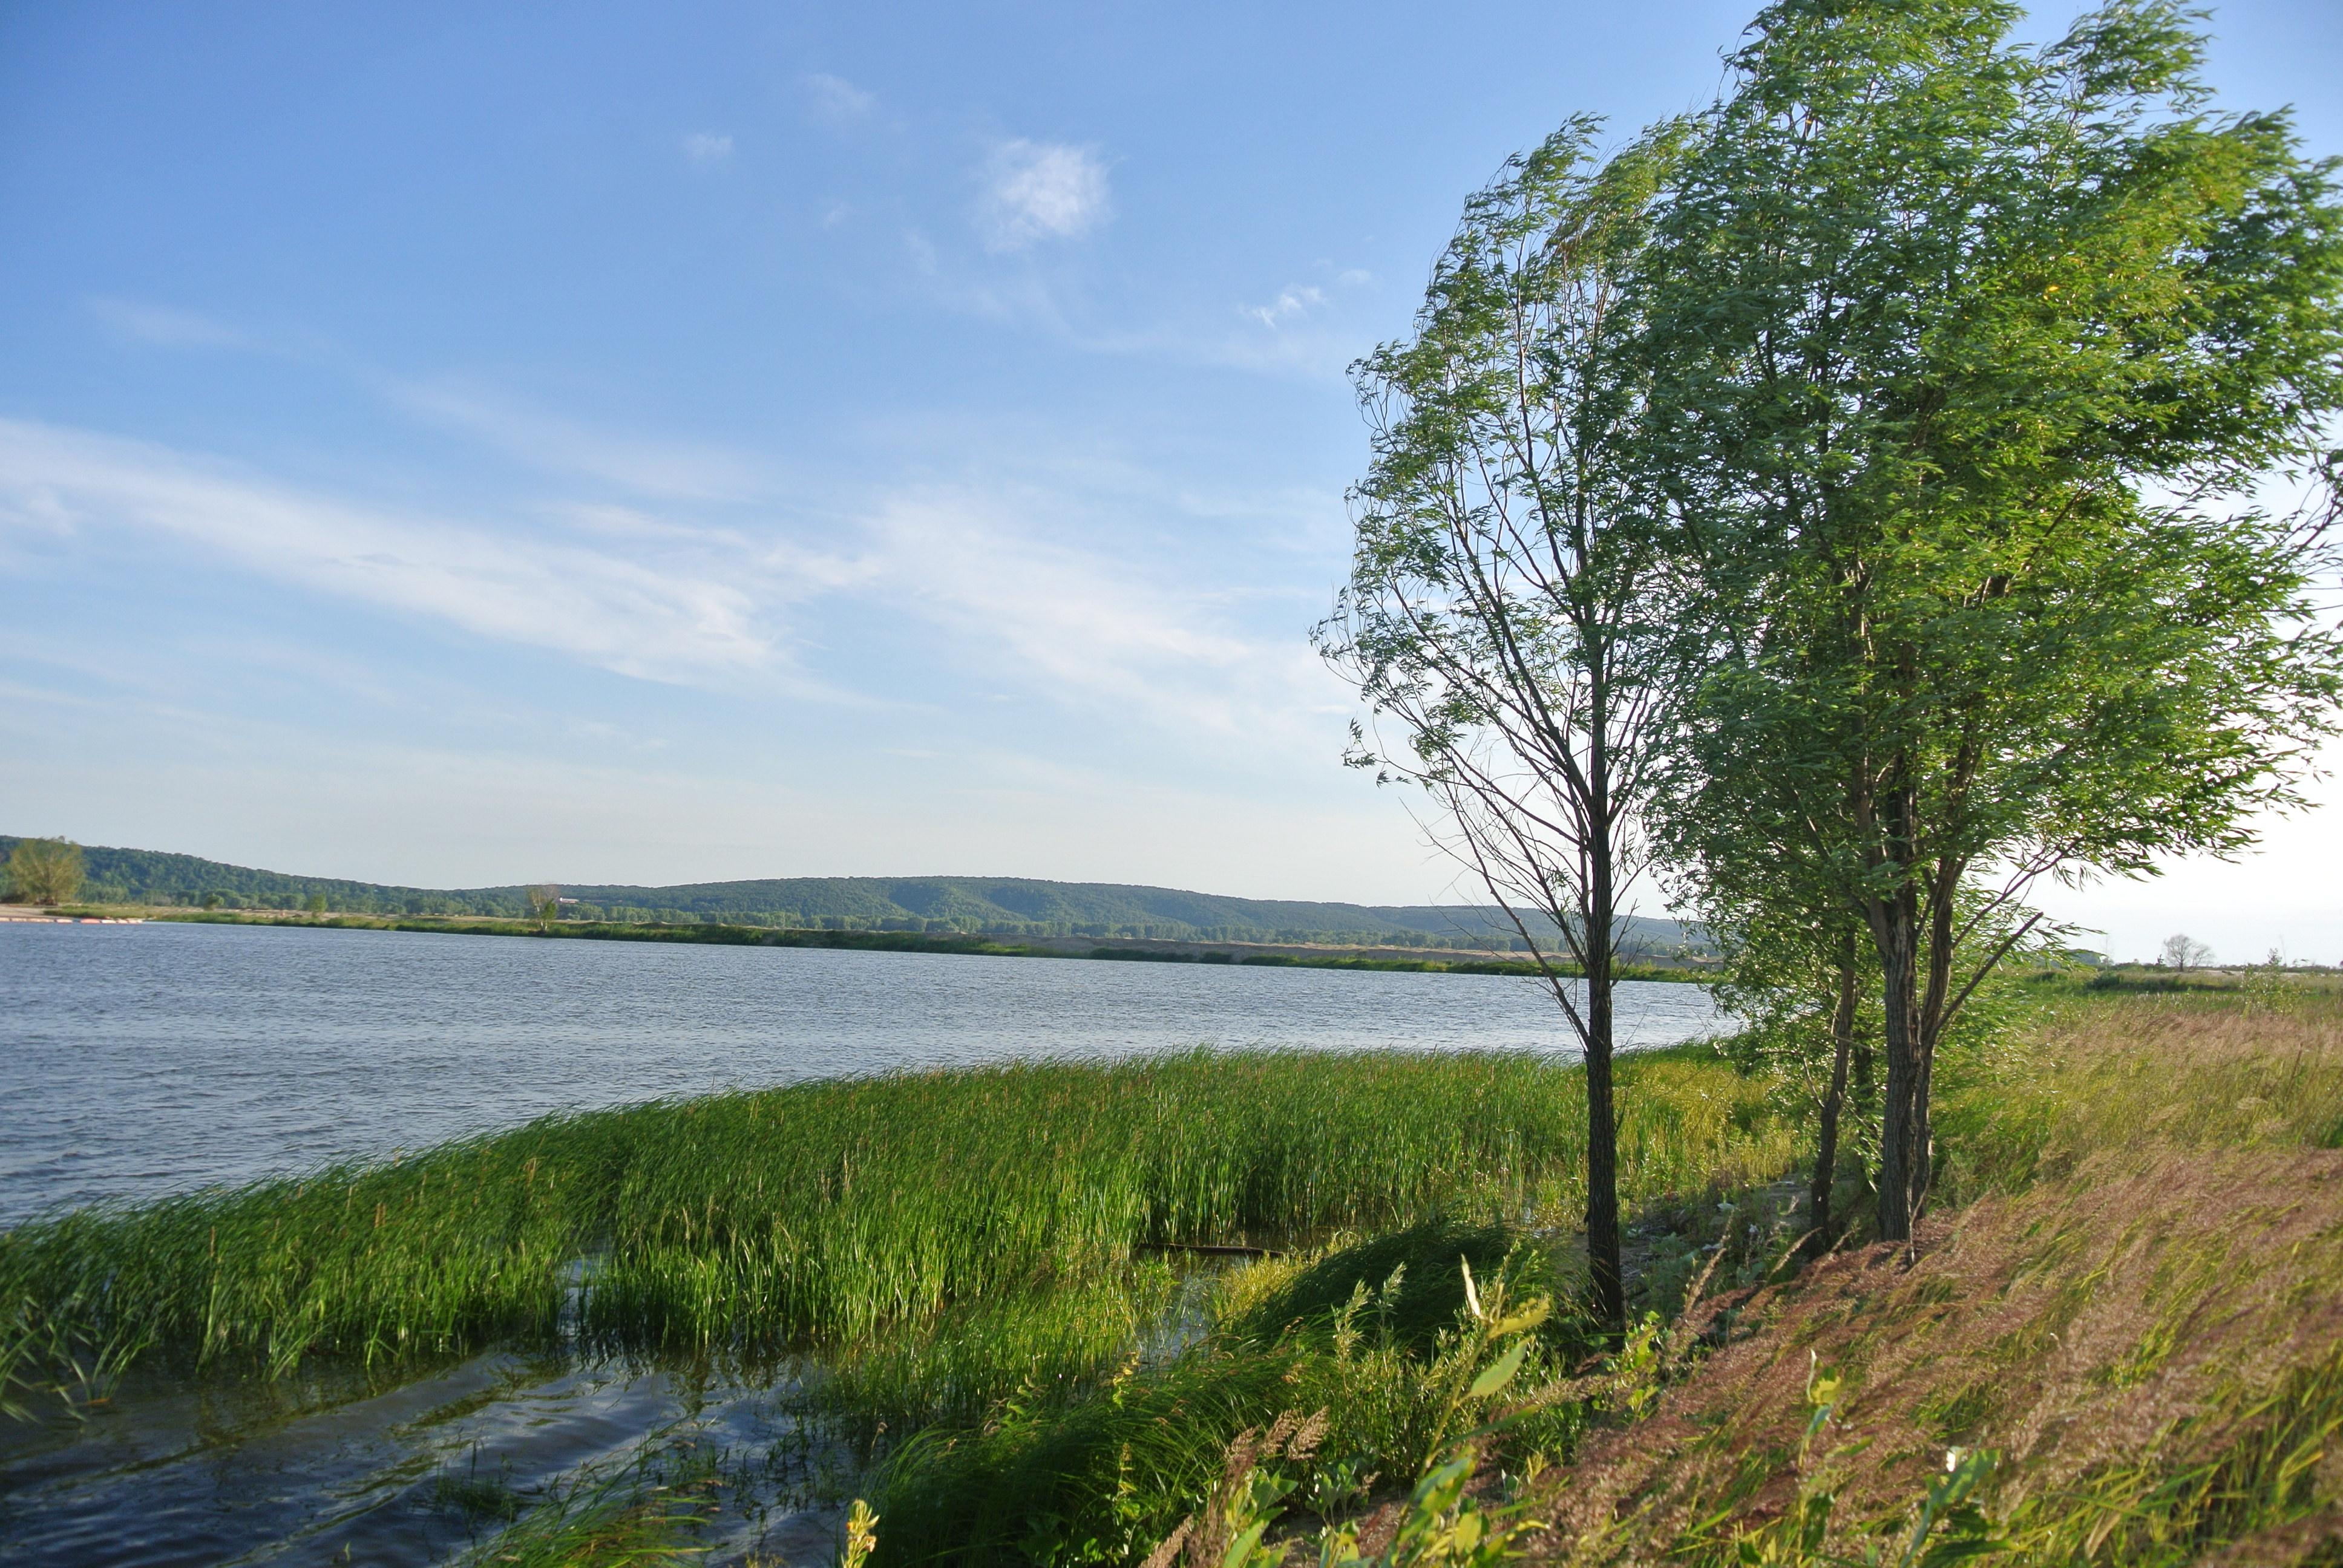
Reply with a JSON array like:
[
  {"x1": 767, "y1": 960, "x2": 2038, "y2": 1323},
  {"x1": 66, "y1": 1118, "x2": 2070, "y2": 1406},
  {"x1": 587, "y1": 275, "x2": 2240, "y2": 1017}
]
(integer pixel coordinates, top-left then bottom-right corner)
[
  {"x1": 0, "y1": 1047, "x2": 1785, "y2": 1388},
  {"x1": 1524, "y1": 989, "x2": 2343, "y2": 1566},
  {"x1": 700, "y1": 985, "x2": 2343, "y2": 1568},
  {"x1": 27, "y1": 987, "x2": 2335, "y2": 1567},
  {"x1": 813, "y1": 988, "x2": 2343, "y2": 1568},
  {"x1": 133, "y1": 908, "x2": 1711, "y2": 981}
]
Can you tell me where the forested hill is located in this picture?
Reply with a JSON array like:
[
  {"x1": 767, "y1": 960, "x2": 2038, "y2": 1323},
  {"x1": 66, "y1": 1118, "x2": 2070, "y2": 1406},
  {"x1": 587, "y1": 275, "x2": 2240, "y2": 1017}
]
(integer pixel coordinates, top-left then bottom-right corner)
[{"x1": 3, "y1": 835, "x2": 1693, "y2": 953}]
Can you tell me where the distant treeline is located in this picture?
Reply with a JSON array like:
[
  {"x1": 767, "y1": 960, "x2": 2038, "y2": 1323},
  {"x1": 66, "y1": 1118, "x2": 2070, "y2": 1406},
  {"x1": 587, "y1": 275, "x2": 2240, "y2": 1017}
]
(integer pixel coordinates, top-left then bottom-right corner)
[
  {"x1": 5, "y1": 836, "x2": 1700, "y2": 955},
  {"x1": 163, "y1": 910, "x2": 1709, "y2": 979}
]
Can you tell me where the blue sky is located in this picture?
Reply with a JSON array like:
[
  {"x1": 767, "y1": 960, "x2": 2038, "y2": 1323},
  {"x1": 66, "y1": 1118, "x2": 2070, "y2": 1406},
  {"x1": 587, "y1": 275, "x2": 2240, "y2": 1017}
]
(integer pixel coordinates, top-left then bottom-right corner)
[{"x1": 3, "y1": 1, "x2": 2339, "y2": 962}]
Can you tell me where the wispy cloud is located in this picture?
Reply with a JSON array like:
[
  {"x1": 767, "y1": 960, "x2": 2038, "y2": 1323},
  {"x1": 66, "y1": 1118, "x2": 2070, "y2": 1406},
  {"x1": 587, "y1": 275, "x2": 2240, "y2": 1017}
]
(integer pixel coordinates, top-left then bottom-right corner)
[
  {"x1": 0, "y1": 400, "x2": 1337, "y2": 741},
  {"x1": 385, "y1": 381, "x2": 778, "y2": 502},
  {"x1": 1242, "y1": 285, "x2": 1326, "y2": 329},
  {"x1": 859, "y1": 481, "x2": 1328, "y2": 740},
  {"x1": 0, "y1": 419, "x2": 778, "y2": 683},
  {"x1": 802, "y1": 72, "x2": 876, "y2": 126},
  {"x1": 681, "y1": 131, "x2": 733, "y2": 162},
  {"x1": 977, "y1": 139, "x2": 1111, "y2": 252},
  {"x1": 87, "y1": 297, "x2": 251, "y2": 351}
]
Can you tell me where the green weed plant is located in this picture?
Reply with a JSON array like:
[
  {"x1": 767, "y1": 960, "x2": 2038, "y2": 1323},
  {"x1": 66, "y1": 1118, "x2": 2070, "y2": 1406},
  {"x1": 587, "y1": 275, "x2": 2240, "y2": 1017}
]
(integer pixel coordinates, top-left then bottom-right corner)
[{"x1": 0, "y1": 1047, "x2": 1785, "y2": 1391}]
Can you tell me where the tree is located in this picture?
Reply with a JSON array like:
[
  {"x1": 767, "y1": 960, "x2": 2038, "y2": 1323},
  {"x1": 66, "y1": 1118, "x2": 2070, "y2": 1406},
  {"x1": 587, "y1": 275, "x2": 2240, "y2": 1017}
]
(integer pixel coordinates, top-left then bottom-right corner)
[
  {"x1": 1642, "y1": 0, "x2": 2343, "y2": 1239},
  {"x1": 1670, "y1": 845, "x2": 1877, "y2": 1258},
  {"x1": 525, "y1": 884, "x2": 561, "y2": 926},
  {"x1": 5, "y1": 838, "x2": 84, "y2": 906},
  {"x1": 2160, "y1": 932, "x2": 2214, "y2": 972},
  {"x1": 1318, "y1": 122, "x2": 1685, "y2": 1334}
]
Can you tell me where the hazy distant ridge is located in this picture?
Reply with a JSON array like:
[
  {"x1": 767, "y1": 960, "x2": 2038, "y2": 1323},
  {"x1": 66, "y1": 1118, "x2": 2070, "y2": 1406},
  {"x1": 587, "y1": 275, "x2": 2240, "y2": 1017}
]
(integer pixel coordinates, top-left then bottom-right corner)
[{"x1": 5, "y1": 836, "x2": 1692, "y2": 953}]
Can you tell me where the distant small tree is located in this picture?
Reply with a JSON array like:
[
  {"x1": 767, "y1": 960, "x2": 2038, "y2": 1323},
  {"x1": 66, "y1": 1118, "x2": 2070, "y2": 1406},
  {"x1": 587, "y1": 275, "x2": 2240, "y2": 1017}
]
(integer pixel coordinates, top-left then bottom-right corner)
[
  {"x1": 5, "y1": 838, "x2": 84, "y2": 905},
  {"x1": 305, "y1": 893, "x2": 330, "y2": 915},
  {"x1": 525, "y1": 884, "x2": 561, "y2": 926},
  {"x1": 2160, "y1": 933, "x2": 2214, "y2": 973}
]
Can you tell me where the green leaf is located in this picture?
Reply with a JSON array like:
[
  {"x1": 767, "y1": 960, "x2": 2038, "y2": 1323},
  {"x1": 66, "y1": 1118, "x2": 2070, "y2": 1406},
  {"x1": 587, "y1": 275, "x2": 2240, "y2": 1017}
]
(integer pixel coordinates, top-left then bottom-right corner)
[{"x1": 1467, "y1": 1339, "x2": 1530, "y2": 1400}]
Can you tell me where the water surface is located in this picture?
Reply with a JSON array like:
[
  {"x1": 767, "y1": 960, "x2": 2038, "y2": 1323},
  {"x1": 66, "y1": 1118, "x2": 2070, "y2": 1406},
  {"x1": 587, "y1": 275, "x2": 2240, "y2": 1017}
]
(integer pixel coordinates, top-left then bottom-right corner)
[
  {"x1": 0, "y1": 918, "x2": 1716, "y2": 1566},
  {"x1": 0, "y1": 920, "x2": 1715, "y2": 1223}
]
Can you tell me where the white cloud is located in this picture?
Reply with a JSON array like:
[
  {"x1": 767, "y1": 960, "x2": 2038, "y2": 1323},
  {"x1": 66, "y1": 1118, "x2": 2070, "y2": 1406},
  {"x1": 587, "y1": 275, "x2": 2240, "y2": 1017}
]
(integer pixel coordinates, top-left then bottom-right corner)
[
  {"x1": 803, "y1": 72, "x2": 876, "y2": 125},
  {"x1": 977, "y1": 139, "x2": 1111, "y2": 252},
  {"x1": 1242, "y1": 285, "x2": 1326, "y2": 329},
  {"x1": 857, "y1": 482, "x2": 1331, "y2": 741},
  {"x1": 87, "y1": 297, "x2": 249, "y2": 351},
  {"x1": 385, "y1": 381, "x2": 778, "y2": 502},
  {"x1": 681, "y1": 132, "x2": 733, "y2": 162},
  {"x1": 0, "y1": 419, "x2": 777, "y2": 683},
  {"x1": 0, "y1": 399, "x2": 1342, "y2": 745}
]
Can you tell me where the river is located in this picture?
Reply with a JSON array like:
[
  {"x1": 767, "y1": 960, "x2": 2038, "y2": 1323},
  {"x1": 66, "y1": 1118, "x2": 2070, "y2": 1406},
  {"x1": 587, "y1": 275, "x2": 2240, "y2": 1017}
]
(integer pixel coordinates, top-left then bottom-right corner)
[
  {"x1": 0, "y1": 918, "x2": 1718, "y2": 1566},
  {"x1": 0, "y1": 919, "x2": 1717, "y2": 1224}
]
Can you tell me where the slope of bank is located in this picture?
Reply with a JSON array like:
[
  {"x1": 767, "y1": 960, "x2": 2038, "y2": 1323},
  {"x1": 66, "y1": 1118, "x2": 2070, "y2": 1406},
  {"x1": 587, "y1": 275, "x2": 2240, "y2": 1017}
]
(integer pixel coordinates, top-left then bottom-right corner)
[{"x1": 1527, "y1": 993, "x2": 2343, "y2": 1566}]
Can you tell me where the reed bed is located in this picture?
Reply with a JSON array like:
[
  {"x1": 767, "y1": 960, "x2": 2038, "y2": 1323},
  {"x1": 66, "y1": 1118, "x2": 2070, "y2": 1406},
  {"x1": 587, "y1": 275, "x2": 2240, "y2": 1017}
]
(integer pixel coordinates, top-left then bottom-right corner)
[{"x1": 0, "y1": 1046, "x2": 1788, "y2": 1385}]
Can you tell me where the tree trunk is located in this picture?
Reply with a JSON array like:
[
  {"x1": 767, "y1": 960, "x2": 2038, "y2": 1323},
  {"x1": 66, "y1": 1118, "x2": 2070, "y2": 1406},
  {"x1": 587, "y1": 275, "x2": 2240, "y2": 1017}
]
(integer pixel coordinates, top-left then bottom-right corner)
[
  {"x1": 1584, "y1": 936, "x2": 1624, "y2": 1336},
  {"x1": 1581, "y1": 648, "x2": 1625, "y2": 1339},
  {"x1": 1907, "y1": 865, "x2": 1959, "y2": 1233},
  {"x1": 1873, "y1": 882, "x2": 1924, "y2": 1243},
  {"x1": 1805, "y1": 930, "x2": 1858, "y2": 1261}
]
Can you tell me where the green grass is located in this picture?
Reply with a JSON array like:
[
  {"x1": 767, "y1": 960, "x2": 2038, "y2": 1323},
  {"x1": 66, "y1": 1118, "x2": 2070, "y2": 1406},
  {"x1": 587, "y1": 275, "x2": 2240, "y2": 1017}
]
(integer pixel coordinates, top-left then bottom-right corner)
[
  {"x1": 1933, "y1": 984, "x2": 2343, "y2": 1200},
  {"x1": 806, "y1": 1264, "x2": 1190, "y2": 1448},
  {"x1": 765, "y1": 990, "x2": 2343, "y2": 1568},
  {"x1": 1547, "y1": 990, "x2": 2343, "y2": 1568},
  {"x1": 0, "y1": 1046, "x2": 1788, "y2": 1390},
  {"x1": 857, "y1": 1220, "x2": 1585, "y2": 1568}
]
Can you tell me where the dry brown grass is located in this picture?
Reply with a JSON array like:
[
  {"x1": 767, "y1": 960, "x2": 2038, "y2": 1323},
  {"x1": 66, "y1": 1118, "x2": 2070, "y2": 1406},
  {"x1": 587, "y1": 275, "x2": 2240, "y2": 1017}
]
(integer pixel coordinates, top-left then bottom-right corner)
[
  {"x1": 1526, "y1": 996, "x2": 2343, "y2": 1567},
  {"x1": 1941, "y1": 995, "x2": 2343, "y2": 1200}
]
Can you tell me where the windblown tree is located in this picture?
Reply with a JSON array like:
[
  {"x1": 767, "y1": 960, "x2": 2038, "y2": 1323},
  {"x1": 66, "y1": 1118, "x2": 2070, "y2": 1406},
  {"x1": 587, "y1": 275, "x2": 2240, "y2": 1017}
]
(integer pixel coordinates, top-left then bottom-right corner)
[
  {"x1": 1318, "y1": 122, "x2": 1685, "y2": 1334},
  {"x1": 1641, "y1": 0, "x2": 2343, "y2": 1239},
  {"x1": 1673, "y1": 838, "x2": 1879, "y2": 1258}
]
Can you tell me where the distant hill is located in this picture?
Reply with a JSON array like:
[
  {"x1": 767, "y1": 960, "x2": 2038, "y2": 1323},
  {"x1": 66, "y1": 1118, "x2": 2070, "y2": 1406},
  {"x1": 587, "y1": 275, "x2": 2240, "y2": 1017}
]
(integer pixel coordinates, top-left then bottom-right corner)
[{"x1": 1, "y1": 836, "x2": 1697, "y2": 954}]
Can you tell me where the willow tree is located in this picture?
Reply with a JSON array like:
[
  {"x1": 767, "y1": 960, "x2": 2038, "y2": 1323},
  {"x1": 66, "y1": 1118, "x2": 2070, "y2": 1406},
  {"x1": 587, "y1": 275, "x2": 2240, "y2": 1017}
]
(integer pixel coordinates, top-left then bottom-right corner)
[
  {"x1": 1318, "y1": 121, "x2": 1684, "y2": 1333},
  {"x1": 1642, "y1": 0, "x2": 2343, "y2": 1239}
]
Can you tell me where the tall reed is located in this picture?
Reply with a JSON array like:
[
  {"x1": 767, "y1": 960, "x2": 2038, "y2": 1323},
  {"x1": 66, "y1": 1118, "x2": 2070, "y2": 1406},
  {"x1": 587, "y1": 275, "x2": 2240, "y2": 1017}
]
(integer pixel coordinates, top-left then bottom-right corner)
[{"x1": 0, "y1": 1047, "x2": 1788, "y2": 1382}]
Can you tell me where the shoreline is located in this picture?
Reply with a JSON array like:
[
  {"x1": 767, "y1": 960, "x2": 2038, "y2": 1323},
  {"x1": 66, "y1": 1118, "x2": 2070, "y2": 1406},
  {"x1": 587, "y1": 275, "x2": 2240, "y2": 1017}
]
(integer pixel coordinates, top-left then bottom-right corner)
[{"x1": 99, "y1": 907, "x2": 1717, "y2": 981}]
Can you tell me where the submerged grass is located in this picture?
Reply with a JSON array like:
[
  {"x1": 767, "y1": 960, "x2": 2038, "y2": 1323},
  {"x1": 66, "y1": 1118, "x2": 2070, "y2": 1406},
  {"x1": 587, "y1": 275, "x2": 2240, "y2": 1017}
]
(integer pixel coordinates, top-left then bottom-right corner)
[
  {"x1": 447, "y1": 1434, "x2": 723, "y2": 1568},
  {"x1": 0, "y1": 1046, "x2": 1788, "y2": 1387}
]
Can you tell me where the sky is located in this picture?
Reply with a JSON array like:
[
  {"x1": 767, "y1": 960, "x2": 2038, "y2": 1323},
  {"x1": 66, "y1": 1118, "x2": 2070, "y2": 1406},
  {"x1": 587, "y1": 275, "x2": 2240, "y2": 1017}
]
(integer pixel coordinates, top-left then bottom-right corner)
[{"x1": 2, "y1": 1, "x2": 2339, "y2": 964}]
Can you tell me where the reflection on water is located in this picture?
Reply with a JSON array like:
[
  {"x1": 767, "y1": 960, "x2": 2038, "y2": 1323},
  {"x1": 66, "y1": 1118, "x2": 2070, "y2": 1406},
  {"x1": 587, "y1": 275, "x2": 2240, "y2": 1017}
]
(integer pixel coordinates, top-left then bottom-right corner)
[{"x1": 0, "y1": 1345, "x2": 822, "y2": 1567}]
